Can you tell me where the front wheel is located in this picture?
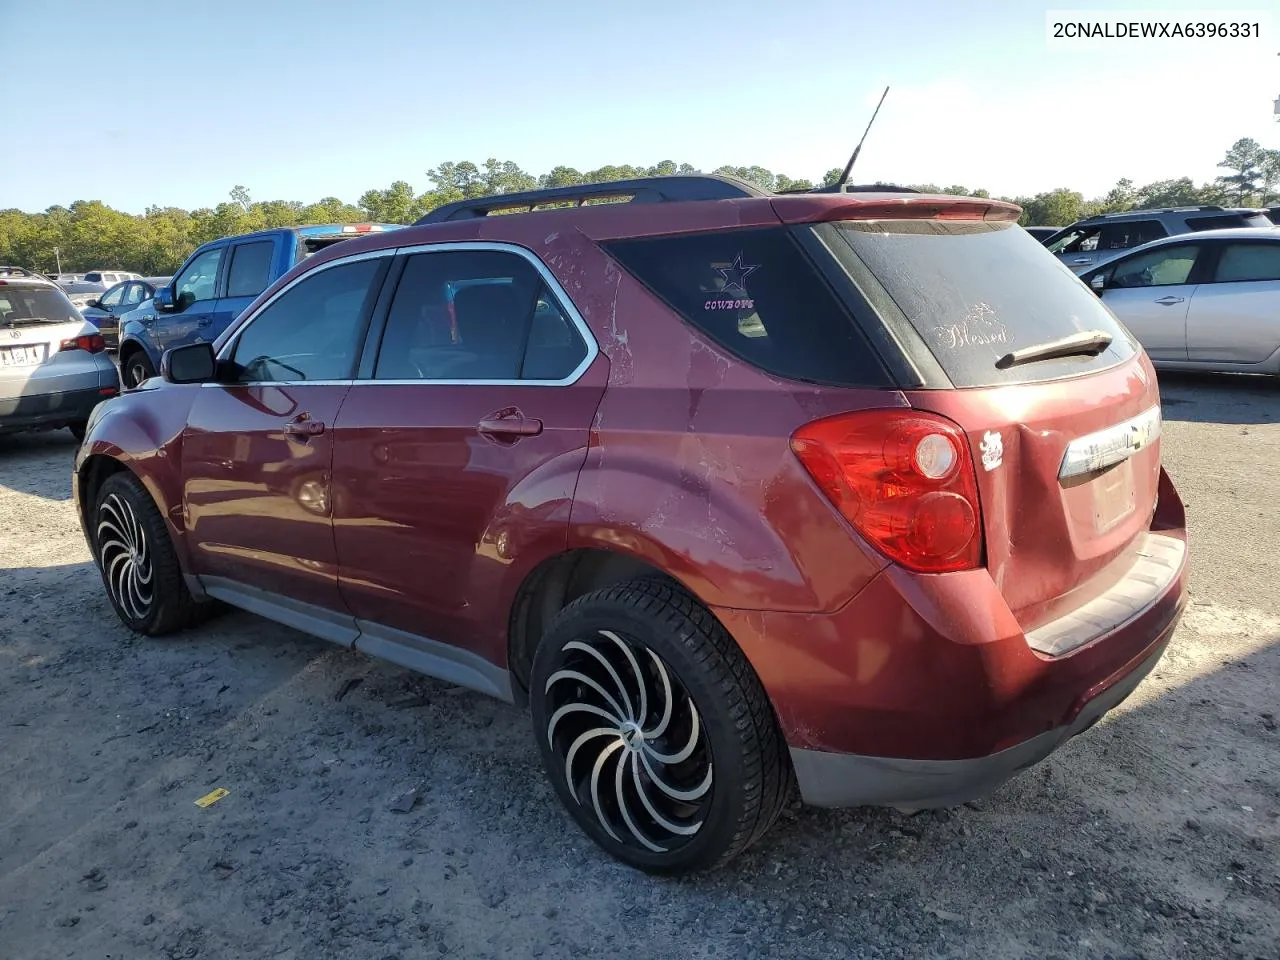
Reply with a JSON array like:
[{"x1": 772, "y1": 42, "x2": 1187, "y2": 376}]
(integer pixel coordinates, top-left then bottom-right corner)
[
  {"x1": 530, "y1": 578, "x2": 791, "y2": 874},
  {"x1": 92, "y1": 471, "x2": 204, "y2": 635},
  {"x1": 122, "y1": 351, "x2": 155, "y2": 388}
]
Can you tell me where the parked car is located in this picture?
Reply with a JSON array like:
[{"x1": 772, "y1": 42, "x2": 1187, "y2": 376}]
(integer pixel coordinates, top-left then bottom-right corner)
[
  {"x1": 75, "y1": 175, "x2": 1187, "y2": 874},
  {"x1": 80, "y1": 278, "x2": 162, "y2": 349},
  {"x1": 1266, "y1": 206, "x2": 1280, "y2": 225},
  {"x1": 1023, "y1": 225, "x2": 1059, "y2": 243},
  {"x1": 1, "y1": 270, "x2": 120, "y2": 440},
  {"x1": 116, "y1": 224, "x2": 400, "y2": 388},
  {"x1": 58, "y1": 270, "x2": 143, "y2": 298},
  {"x1": 1044, "y1": 206, "x2": 1273, "y2": 273},
  {"x1": 1080, "y1": 226, "x2": 1280, "y2": 375}
]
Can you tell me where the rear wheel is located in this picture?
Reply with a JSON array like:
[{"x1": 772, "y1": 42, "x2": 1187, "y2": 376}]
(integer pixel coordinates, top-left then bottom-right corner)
[
  {"x1": 529, "y1": 578, "x2": 791, "y2": 874},
  {"x1": 122, "y1": 351, "x2": 155, "y2": 388},
  {"x1": 92, "y1": 471, "x2": 203, "y2": 636}
]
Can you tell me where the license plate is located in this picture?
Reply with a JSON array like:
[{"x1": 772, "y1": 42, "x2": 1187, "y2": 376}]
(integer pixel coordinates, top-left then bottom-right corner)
[
  {"x1": 0, "y1": 345, "x2": 45, "y2": 367},
  {"x1": 1092, "y1": 457, "x2": 1136, "y2": 533}
]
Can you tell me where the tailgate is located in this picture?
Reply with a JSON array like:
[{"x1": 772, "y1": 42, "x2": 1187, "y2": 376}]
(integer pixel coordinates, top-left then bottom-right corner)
[{"x1": 906, "y1": 355, "x2": 1163, "y2": 631}]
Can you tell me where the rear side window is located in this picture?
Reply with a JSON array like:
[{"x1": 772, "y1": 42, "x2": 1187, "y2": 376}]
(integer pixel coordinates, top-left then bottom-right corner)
[
  {"x1": 226, "y1": 241, "x2": 275, "y2": 298},
  {"x1": 1212, "y1": 243, "x2": 1280, "y2": 282},
  {"x1": 603, "y1": 228, "x2": 883, "y2": 386},
  {"x1": 1097, "y1": 219, "x2": 1166, "y2": 250},
  {"x1": 826, "y1": 220, "x2": 1136, "y2": 387},
  {"x1": 1187, "y1": 214, "x2": 1244, "y2": 231}
]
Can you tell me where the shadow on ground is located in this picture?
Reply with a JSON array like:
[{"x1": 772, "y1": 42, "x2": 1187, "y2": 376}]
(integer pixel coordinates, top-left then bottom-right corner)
[
  {"x1": 0, "y1": 430, "x2": 79, "y2": 502},
  {"x1": 1157, "y1": 371, "x2": 1278, "y2": 425}
]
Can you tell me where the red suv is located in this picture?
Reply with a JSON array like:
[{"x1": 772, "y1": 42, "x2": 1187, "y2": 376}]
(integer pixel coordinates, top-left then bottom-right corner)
[{"x1": 74, "y1": 175, "x2": 1188, "y2": 874}]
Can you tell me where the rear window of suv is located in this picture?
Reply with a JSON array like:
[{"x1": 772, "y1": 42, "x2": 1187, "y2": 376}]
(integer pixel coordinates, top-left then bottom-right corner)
[
  {"x1": 821, "y1": 219, "x2": 1137, "y2": 387},
  {"x1": 0, "y1": 285, "x2": 80, "y2": 324},
  {"x1": 602, "y1": 228, "x2": 888, "y2": 387},
  {"x1": 1186, "y1": 212, "x2": 1273, "y2": 231}
]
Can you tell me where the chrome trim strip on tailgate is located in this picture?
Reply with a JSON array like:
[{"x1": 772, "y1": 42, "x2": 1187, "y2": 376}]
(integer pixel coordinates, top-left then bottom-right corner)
[
  {"x1": 1026, "y1": 533, "x2": 1185, "y2": 657},
  {"x1": 1059, "y1": 405, "x2": 1162, "y2": 479}
]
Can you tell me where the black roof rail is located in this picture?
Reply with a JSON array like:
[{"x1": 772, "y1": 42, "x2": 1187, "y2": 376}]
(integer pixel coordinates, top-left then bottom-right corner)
[
  {"x1": 0, "y1": 265, "x2": 36, "y2": 277},
  {"x1": 415, "y1": 175, "x2": 767, "y2": 225},
  {"x1": 1086, "y1": 204, "x2": 1227, "y2": 220}
]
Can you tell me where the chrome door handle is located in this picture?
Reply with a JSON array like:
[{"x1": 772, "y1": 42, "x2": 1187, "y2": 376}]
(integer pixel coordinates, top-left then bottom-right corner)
[
  {"x1": 1154, "y1": 296, "x2": 1185, "y2": 306},
  {"x1": 477, "y1": 409, "x2": 543, "y2": 443},
  {"x1": 1071, "y1": 257, "x2": 1094, "y2": 264}
]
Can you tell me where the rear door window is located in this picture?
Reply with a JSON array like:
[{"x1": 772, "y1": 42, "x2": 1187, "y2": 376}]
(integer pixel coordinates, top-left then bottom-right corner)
[
  {"x1": 373, "y1": 250, "x2": 588, "y2": 382},
  {"x1": 1097, "y1": 219, "x2": 1166, "y2": 251},
  {"x1": 225, "y1": 240, "x2": 275, "y2": 298},
  {"x1": 1211, "y1": 242, "x2": 1280, "y2": 282},
  {"x1": 603, "y1": 228, "x2": 886, "y2": 386},
  {"x1": 824, "y1": 219, "x2": 1136, "y2": 387}
]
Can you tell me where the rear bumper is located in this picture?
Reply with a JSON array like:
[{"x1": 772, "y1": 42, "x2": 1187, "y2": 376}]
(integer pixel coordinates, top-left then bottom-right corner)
[
  {"x1": 713, "y1": 470, "x2": 1188, "y2": 808},
  {"x1": 0, "y1": 374, "x2": 119, "y2": 432},
  {"x1": 789, "y1": 624, "x2": 1172, "y2": 808}
]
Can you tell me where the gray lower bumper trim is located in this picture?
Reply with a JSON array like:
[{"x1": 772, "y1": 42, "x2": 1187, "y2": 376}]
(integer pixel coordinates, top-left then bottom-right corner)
[{"x1": 791, "y1": 636, "x2": 1168, "y2": 809}]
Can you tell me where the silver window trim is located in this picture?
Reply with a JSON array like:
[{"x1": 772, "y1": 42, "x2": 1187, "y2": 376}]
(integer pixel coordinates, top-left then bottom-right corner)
[{"x1": 212, "y1": 241, "x2": 599, "y2": 390}]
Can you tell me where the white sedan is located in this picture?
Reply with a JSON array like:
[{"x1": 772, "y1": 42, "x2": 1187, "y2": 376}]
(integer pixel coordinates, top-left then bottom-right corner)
[
  {"x1": 1080, "y1": 227, "x2": 1280, "y2": 376},
  {"x1": 0, "y1": 270, "x2": 121, "y2": 440}
]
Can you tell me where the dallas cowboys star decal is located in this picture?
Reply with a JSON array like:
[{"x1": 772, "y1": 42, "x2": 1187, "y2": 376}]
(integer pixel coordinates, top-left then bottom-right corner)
[{"x1": 715, "y1": 253, "x2": 759, "y2": 294}]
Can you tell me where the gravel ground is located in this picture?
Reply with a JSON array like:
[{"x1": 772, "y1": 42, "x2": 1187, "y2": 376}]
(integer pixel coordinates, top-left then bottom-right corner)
[{"x1": 1, "y1": 371, "x2": 1277, "y2": 960}]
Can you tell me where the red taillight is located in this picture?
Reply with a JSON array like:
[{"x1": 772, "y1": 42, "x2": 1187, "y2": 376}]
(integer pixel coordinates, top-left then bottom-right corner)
[
  {"x1": 790, "y1": 410, "x2": 984, "y2": 573},
  {"x1": 60, "y1": 333, "x2": 106, "y2": 354}
]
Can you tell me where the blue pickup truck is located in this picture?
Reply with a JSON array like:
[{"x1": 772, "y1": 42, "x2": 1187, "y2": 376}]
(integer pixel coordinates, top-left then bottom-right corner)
[{"x1": 116, "y1": 223, "x2": 401, "y2": 387}]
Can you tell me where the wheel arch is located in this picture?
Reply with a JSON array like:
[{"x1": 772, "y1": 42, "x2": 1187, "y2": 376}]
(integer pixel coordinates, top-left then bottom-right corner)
[{"x1": 507, "y1": 547, "x2": 687, "y2": 705}]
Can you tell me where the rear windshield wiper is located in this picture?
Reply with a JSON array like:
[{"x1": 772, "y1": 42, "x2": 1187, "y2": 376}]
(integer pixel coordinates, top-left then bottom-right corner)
[
  {"x1": 995, "y1": 330, "x2": 1113, "y2": 370},
  {"x1": 3, "y1": 317, "x2": 53, "y2": 328}
]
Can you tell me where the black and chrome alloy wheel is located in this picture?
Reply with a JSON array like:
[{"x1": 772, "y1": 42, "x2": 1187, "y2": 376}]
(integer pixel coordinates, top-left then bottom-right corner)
[
  {"x1": 96, "y1": 491, "x2": 155, "y2": 621},
  {"x1": 530, "y1": 579, "x2": 791, "y2": 874},
  {"x1": 544, "y1": 628, "x2": 714, "y2": 854}
]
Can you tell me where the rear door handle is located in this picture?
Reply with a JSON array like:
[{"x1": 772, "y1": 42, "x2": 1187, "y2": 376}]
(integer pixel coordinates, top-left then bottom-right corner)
[
  {"x1": 1071, "y1": 257, "x2": 1095, "y2": 264},
  {"x1": 284, "y1": 417, "x2": 325, "y2": 439},
  {"x1": 1154, "y1": 296, "x2": 1185, "y2": 305},
  {"x1": 196, "y1": 317, "x2": 212, "y2": 327},
  {"x1": 477, "y1": 409, "x2": 543, "y2": 442}
]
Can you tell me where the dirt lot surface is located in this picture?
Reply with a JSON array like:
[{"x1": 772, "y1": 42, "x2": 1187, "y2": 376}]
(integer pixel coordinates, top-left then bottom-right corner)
[{"x1": 1, "y1": 372, "x2": 1277, "y2": 960}]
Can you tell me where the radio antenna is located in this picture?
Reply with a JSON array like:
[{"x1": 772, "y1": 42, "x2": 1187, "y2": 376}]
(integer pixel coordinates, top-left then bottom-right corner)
[{"x1": 835, "y1": 86, "x2": 890, "y2": 189}]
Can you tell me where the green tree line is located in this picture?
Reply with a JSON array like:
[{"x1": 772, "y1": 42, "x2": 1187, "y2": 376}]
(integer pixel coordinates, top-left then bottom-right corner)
[{"x1": 3, "y1": 139, "x2": 1277, "y2": 276}]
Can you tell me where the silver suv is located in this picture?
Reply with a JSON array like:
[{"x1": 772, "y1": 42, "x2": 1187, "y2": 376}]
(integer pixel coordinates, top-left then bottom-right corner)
[{"x1": 1044, "y1": 206, "x2": 1272, "y2": 273}]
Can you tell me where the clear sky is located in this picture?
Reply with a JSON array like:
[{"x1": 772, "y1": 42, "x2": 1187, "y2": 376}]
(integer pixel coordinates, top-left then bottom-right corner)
[{"x1": 4, "y1": 0, "x2": 1278, "y2": 213}]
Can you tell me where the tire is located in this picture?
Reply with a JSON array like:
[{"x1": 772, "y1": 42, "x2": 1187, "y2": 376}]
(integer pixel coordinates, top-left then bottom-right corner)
[
  {"x1": 92, "y1": 471, "x2": 204, "y2": 636},
  {"x1": 529, "y1": 578, "x2": 791, "y2": 874},
  {"x1": 123, "y1": 351, "x2": 155, "y2": 388},
  {"x1": 68, "y1": 421, "x2": 87, "y2": 442}
]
